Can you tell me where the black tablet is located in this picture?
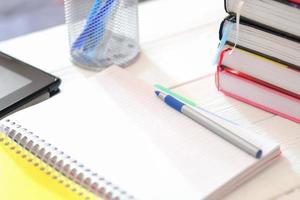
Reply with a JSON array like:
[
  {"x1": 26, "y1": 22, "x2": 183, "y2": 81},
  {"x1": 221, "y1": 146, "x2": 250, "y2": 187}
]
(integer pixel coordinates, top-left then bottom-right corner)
[{"x1": 0, "y1": 51, "x2": 61, "y2": 118}]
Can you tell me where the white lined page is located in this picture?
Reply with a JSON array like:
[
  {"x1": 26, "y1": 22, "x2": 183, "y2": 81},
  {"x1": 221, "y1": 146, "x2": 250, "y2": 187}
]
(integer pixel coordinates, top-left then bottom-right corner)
[{"x1": 4, "y1": 66, "x2": 279, "y2": 200}]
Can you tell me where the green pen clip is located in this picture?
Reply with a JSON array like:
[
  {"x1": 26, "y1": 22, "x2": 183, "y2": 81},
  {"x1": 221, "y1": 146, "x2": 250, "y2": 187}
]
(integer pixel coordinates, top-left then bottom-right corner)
[
  {"x1": 154, "y1": 83, "x2": 239, "y2": 126},
  {"x1": 154, "y1": 84, "x2": 197, "y2": 107}
]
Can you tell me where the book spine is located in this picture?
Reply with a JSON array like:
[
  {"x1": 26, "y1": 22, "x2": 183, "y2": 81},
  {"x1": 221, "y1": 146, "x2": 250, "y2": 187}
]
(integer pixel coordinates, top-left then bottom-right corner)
[
  {"x1": 0, "y1": 120, "x2": 135, "y2": 200},
  {"x1": 215, "y1": 48, "x2": 231, "y2": 90}
]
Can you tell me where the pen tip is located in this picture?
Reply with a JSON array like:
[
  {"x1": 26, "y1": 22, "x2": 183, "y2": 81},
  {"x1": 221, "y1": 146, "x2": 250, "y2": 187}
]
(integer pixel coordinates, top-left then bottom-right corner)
[
  {"x1": 256, "y1": 150, "x2": 263, "y2": 159},
  {"x1": 155, "y1": 91, "x2": 160, "y2": 96}
]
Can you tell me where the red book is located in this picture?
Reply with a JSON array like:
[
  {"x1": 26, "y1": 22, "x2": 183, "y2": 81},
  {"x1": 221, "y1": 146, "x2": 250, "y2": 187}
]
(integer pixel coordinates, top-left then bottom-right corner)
[
  {"x1": 289, "y1": 0, "x2": 300, "y2": 4},
  {"x1": 220, "y1": 45, "x2": 300, "y2": 99},
  {"x1": 216, "y1": 49, "x2": 300, "y2": 124}
]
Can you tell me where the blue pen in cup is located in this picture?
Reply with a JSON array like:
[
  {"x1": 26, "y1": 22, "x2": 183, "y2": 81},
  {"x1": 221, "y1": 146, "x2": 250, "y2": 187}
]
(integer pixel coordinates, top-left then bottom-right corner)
[{"x1": 64, "y1": 0, "x2": 140, "y2": 70}]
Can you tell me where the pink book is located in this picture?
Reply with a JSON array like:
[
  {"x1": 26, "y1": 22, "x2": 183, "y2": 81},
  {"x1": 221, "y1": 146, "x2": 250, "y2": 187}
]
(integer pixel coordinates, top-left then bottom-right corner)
[{"x1": 216, "y1": 49, "x2": 300, "y2": 124}]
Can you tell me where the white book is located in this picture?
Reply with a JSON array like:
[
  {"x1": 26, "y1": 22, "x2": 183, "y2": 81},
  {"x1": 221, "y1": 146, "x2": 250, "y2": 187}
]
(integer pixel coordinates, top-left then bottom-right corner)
[
  {"x1": 221, "y1": 17, "x2": 300, "y2": 68},
  {"x1": 0, "y1": 66, "x2": 280, "y2": 200},
  {"x1": 217, "y1": 69, "x2": 300, "y2": 125},
  {"x1": 221, "y1": 45, "x2": 300, "y2": 96},
  {"x1": 225, "y1": 0, "x2": 300, "y2": 38}
]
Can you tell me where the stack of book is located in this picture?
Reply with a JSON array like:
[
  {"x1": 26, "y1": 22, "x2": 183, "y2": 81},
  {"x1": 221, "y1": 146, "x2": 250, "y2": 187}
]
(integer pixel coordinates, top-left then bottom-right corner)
[{"x1": 216, "y1": 0, "x2": 300, "y2": 123}]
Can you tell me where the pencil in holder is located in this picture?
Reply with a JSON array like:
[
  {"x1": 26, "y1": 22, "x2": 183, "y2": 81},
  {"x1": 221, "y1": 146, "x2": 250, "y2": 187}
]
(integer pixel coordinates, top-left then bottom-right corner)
[{"x1": 64, "y1": 0, "x2": 140, "y2": 70}]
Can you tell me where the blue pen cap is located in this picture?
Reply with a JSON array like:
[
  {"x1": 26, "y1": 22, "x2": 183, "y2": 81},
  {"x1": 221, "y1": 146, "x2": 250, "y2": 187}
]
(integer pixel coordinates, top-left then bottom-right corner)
[{"x1": 155, "y1": 91, "x2": 185, "y2": 112}]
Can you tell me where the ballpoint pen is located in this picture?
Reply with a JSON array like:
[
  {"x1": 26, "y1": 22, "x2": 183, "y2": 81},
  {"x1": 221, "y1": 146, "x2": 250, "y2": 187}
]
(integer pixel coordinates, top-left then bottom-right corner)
[
  {"x1": 155, "y1": 90, "x2": 263, "y2": 159},
  {"x1": 154, "y1": 84, "x2": 238, "y2": 125}
]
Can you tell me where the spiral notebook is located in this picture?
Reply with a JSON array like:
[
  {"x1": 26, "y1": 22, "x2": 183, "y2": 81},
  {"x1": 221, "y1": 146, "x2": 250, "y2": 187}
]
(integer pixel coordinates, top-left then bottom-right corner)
[
  {"x1": 0, "y1": 132, "x2": 97, "y2": 200},
  {"x1": 0, "y1": 66, "x2": 280, "y2": 200}
]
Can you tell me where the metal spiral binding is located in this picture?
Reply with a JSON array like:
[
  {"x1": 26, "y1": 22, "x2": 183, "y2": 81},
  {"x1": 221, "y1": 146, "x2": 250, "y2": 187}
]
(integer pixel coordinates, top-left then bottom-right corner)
[{"x1": 0, "y1": 119, "x2": 135, "y2": 200}]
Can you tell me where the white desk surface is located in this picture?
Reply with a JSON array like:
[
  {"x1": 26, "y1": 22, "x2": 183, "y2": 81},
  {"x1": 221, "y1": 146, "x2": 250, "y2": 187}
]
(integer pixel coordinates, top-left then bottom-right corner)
[{"x1": 1, "y1": 0, "x2": 300, "y2": 199}]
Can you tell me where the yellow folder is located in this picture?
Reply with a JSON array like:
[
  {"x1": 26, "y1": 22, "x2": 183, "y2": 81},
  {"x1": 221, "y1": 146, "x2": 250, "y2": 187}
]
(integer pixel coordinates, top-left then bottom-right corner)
[{"x1": 0, "y1": 133, "x2": 99, "y2": 200}]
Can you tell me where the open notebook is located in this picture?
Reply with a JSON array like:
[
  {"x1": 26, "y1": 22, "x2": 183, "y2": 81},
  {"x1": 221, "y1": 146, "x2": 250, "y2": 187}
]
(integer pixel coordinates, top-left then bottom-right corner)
[{"x1": 0, "y1": 66, "x2": 280, "y2": 200}]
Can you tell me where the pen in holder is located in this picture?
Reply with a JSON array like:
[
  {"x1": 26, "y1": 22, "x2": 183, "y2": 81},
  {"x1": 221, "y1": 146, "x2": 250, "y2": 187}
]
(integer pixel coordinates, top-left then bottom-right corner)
[{"x1": 64, "y1": 0, "x2": 140, "y2": 70}]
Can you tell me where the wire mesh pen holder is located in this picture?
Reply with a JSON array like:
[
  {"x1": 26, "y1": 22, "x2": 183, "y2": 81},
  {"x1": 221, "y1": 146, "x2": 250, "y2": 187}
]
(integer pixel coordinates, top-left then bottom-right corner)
[{"x1": 64, "y1": 0, "x2": 140, "y2": 70}]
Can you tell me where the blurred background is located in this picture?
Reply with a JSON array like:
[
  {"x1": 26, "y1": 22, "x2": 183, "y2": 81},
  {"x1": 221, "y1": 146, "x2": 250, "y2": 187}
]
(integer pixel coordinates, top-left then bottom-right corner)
[{"x1": 0, "y1": 0, "x2": 149, "y2": 41}]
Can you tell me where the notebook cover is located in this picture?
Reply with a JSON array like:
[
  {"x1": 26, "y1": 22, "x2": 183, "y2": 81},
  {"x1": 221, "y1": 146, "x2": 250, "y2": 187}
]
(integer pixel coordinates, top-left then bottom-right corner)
[
  {"x1": 219, "y1": 15, "x2": 300, "y2": 71},
  {"x1": 216, "y1": 50, "x2": 300, "y2": 124},
  {"x1": 0, "y1": 132, "x2": 97, "y2": 200},
  {"x1": 223, "y1": 1, "x2": 300, "y2": 40}
]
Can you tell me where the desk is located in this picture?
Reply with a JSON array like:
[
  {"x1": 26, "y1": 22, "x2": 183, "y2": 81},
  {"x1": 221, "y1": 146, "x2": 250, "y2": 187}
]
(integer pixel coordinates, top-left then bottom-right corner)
[{"x1": 1, "y1": 0, "x2": 300, "y2": 199}]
